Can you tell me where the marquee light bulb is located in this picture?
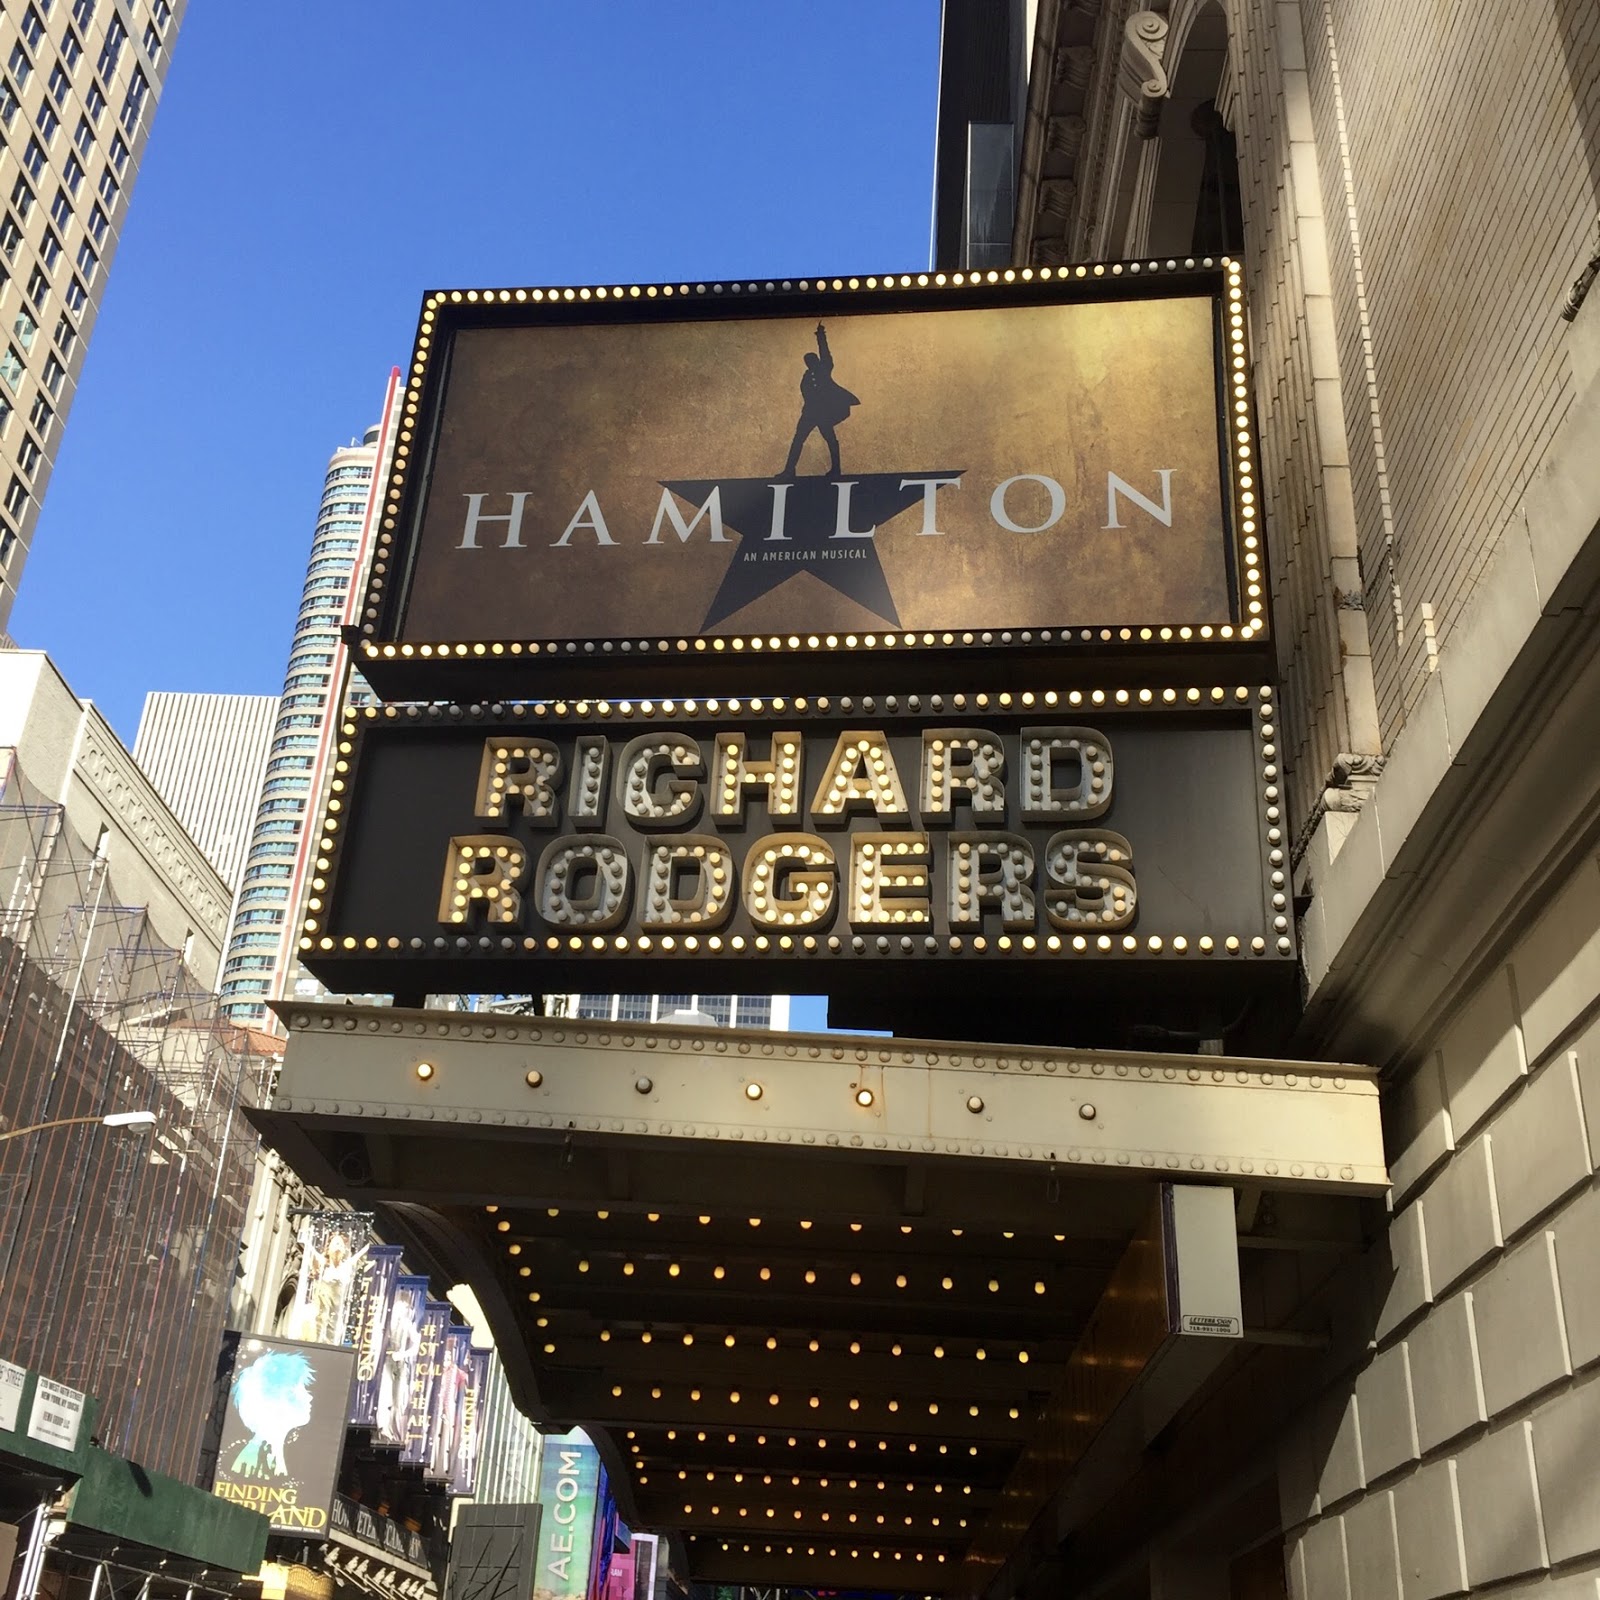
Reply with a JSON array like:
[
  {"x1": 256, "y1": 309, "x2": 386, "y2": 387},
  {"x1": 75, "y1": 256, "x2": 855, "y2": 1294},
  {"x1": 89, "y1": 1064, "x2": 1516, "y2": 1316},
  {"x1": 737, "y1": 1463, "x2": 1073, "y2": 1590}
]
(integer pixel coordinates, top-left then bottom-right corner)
[{"x1": 855, "y1": 1088, "x2": 875, "y2": 1108}]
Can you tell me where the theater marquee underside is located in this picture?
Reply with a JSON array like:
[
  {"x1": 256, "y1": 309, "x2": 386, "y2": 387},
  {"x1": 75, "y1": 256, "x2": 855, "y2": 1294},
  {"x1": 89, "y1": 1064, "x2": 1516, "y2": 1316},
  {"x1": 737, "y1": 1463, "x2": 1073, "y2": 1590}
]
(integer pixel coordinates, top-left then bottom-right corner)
[{"x1": 251, "y1": 1006, "x2": 1385, "y2": 1597}]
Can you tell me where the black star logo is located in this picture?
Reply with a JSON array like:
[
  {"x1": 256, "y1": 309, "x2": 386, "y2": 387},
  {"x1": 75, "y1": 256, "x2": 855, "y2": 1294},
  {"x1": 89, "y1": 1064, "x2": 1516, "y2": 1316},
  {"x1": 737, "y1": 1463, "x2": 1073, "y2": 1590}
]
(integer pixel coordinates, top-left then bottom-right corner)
[{"x1": 661, "y1": 473, "x2": 965, "y2": 631}]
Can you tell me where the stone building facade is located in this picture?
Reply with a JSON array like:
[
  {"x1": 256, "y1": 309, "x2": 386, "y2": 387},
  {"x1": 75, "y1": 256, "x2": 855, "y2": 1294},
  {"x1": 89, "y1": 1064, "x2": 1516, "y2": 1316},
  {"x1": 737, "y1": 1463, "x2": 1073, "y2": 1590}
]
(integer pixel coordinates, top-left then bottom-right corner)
[{"x1": 935, "y1": 0, "x2": 1600, "y2": 1593}]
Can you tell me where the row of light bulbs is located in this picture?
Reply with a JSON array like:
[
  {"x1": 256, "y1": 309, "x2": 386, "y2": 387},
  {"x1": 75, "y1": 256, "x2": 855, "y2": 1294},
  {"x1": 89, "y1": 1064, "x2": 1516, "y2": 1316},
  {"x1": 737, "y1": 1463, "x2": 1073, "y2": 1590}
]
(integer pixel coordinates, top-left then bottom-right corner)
[
  {"x1": 628, "y1": 1427, "x2": 984, "y2": 1456},
  {"x1": 486, "y1": 1202, "x2": 1072, "y2": 1243},
  {"x1": 605, "y1": 1382, "x2": 1023, "y2": 1420},
  {"x1": 595, "y1": 1328, "x2": 1037, "y2": 1362}
]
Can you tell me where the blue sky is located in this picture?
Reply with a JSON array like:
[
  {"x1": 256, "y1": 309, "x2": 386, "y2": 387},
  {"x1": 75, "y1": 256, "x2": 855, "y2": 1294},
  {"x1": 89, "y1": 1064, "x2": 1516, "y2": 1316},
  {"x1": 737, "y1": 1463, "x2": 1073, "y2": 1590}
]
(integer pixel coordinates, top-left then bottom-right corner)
[{"x1": 10, "y1": 0, "x2": 941, "y2": 753}]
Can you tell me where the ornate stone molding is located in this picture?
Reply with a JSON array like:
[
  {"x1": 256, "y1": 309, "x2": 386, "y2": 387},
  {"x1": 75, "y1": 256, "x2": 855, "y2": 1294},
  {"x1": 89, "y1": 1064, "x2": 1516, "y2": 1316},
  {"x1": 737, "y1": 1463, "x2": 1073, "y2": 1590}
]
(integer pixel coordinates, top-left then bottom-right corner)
[
  {"x1": 1291, "y1": 753, "x2": 1388, "y2": 868},
  {"x1": 1118, "y1": 12, "x2": 1171, "y2": 140}
]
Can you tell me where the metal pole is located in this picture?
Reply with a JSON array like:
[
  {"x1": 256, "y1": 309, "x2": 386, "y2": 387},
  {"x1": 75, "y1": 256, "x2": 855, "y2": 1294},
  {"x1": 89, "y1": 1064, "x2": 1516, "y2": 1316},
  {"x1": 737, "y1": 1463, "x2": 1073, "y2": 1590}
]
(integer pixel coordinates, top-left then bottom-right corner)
[{"x1": 15, "y1": 1500, "x2": 52, "y2": 1600}]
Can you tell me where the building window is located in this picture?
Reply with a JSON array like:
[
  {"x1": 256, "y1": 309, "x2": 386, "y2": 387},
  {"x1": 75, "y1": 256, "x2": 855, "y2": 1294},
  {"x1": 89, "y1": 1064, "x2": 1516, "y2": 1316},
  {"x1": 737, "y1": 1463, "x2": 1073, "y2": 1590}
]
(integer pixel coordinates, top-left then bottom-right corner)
[
  {"x1": 141, "y1": 23, "x2": 161, "y2": 61},
  {"x1": 13, "y1": 311, "x2": 36, "y2": 352},
  {"x1": 42, "y1": 354, "x2": 64, "y2": 394},
  {"x1": 87, "y1": 203, "x2": 107, "y2": 242},
  {"x1": 71, "y1": 0, "x2": 94, "y2": 26},
  {"x1": 0, "y1": 81, "x2": 19, "y2": 126},
  {"x1": 20, "y1": 8, "x2": 45, "y2": 51},
  {"x1": 63, "y1": 278, "x2": 84, "y2": 314},
  {"x1": 49, "y1": 187, "x2": 70, "y2": 227},
  {"x1": 735, "y1": 996, "x2": 772, "y2": 1028},
  {"x1": 34, "y1": 102, "x2": 57, "y2": 141},
  {"x1": 46, "y1": 63, "x2": 69, "y2": 104},
  {"x1": 96, "y1": 16, "x2": 125, "y2": 79},
  {"x1": 0, "y1": 397, "x2": 10, "y2": 437},
  {"x1": 28, "y1": 393, "x2": 52, "y2": 434},
  {"x1": 22, "y1": 139, "x2": 45, "y2": 179},
  {"x1": 699, "y1": 995, "x2": 733, "y2": 1026},
  {"x1": 616, "y1": 995, "x2": 651, "y2": 1021},
  {"x1": 108, "y1": 132, "x2": 127, "y2": 171},
  {"x1": 0, "y1": 524, "x2": 14, "y2": 566},
  {"x1": 60, "y1": 28, "x2": 82, "y2": 69},
  {"x1": 17, "y1": 433, "x2": 39, "y2": 474},
  {"x1": 53, "y1": 314, "x2": 75, "y2": 356},
  {"x1": 2, "y1": 346, "x2": 27, "y2": 390},
  {"x1": 38, "y1": 230, "x2": 59, "y2": 268},
  {"x1": 25, "y1": 267, "x2": 46, "y2": 306},
  {"x1": 0, "y1": 220, "x2": 20, "y2": 260},
  {"x1": 95, "y1": 166, "x2": 117, "y2": 206},
  {"x1": 7, "y1": 47, "x2": 32, "y2": 90},
  {"x1": 152, "y1": 0, "x2": 172, "y2": 28},
  {"x1": 73, "y1": 115, "x2": 92, "y2": 154},
  {"x1": 9, "y1": 179, "x2": 32, "y2": 220},
  {"x1": 4, "y1": 475, "x2": 28, "y2": 516},
  {"x1": 85, "y1": 83, "x2": 104, "y2": 122},
  {"x1": 63, "y1": 157, "x2": 84, "y2": 196},
  {"x1": 575, "y1": 994, "x2": 613, "y2": 1020},
  {"x1": 119, "y1": 68, "x2": 147, "y2": 133},
  {"x1": 75, "y1": 240, "x2": 96, "y2": 280}
]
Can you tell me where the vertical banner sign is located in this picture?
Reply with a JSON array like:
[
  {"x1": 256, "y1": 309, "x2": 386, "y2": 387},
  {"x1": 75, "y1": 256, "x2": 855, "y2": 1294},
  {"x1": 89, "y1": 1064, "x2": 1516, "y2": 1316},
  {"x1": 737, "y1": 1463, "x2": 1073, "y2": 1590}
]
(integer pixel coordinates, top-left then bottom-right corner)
[
  {"x1": 401, "y1": 1302, "x2": 451, "y2": 1467},
  {"x1": 283, "y1": 1212, "x2": 374, "y2": 1346},
  {"x1": 532, "y1": 1431, "x2": 602, "y2": 1600},
  {"x1": 427, "y1": 1326, "x2": 472, "y2": 1481},
  {"x1": 587, "y1": 1466, "x2": 616, "y2": 1600},
  {"x1": 449, "y1": 1348, "x2": 490, "y2": 1497},
  {"x1": 348, "y1": 1246, "x2": 403, "y2": 1426},
  {"x1": 374, "y1": 1275, "x2": 430, "y2": 1449},
  {"x1": 210, "y1": 1335, "x2": 358, "y2": 1536}
]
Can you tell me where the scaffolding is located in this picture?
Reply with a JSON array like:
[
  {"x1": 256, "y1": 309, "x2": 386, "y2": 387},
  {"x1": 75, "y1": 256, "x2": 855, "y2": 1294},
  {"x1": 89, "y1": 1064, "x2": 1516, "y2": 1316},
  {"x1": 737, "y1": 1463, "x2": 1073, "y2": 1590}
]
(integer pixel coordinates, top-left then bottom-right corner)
[{"x1": 0, "y1": 756, "x2": 273, "y2": 1481}]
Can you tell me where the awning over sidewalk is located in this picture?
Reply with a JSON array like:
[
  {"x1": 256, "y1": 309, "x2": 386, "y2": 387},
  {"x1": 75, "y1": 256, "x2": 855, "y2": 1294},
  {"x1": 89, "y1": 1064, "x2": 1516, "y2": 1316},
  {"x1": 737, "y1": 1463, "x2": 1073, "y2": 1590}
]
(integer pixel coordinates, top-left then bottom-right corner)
[{"x1": 251, "y1": 1004, "x2": 1386, "y2": 1595}]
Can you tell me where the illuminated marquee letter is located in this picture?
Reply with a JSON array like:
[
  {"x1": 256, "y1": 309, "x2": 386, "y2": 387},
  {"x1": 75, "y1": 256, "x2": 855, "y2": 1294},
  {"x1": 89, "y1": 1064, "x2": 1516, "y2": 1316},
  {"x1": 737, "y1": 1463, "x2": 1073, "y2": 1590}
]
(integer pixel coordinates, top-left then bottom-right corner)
[
  {"x1": 439, "y1": 836, "x2": 529, "y2": 926},
  {"x1": 711, "y1": 731, "x2": 803, "y2": 826},
  {"x1": 744, "y1": 834, "x2": 837, "y2": 930},
  {"x1": 618, "y1": 735, "x2": 704, "y2": 826},
  {"x1": 641, "y1": 835, "x2": 735, "y2": 930},
  {"x1": 948, "y1": 833, "x2": 1036, "y2": 931},
  {"x1": 1043, "y1": 830, "x2": 1137, "y2": 929},
  {"x1": 1104, "y1": 469, "x2": 1174, "y2": 529},
  {"x1": 1021, "y1": 727, "x2": 1113, "y2": 820},
  {"x1": 810, "y1": 731, "x2": 910, "y2": 826},
  {"x1": 536, "y1": 836, "x2": 631, "y2": 930},
  {"x1": 921, "y1": 728, "x2": 1007, "y2": 821},
  {"x1": 476, "y1": 739, "x2": 562, "y2": 824},
  {"x1": 566, "y1": 736, "x2": 611, "y2": 828},
  {"x1": 647, "y1": 485, "x2": 728, "y2": 544},
  {"x1": 848, "y1": 833, "x2": 931, "y2": 927}
]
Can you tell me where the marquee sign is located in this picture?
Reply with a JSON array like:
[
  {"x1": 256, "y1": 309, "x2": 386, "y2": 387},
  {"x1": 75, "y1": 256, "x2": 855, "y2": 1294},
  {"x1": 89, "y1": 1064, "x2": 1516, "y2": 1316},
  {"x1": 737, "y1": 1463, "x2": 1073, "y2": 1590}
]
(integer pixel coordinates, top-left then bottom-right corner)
[
  {"x1": 352, "y1": 258, "x2": 1264, "y2": 698},
  {"x1": 299, "y1": 683, "x2": 1291, "y2": 1008}
]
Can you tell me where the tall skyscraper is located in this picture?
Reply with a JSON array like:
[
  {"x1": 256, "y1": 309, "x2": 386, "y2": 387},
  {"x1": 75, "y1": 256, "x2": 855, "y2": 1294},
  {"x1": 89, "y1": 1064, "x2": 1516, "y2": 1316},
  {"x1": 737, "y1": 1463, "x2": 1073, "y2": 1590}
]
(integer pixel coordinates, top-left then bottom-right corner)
[
  {"x1": 0, "y1": 0, "x2": 187, "y2": 628},
  {"x1": 218, "y1": 374, "x2": 399, "y2": 1025},
  {"x1": 132, "y1": 689, "x2": 276, "y2": 889}
]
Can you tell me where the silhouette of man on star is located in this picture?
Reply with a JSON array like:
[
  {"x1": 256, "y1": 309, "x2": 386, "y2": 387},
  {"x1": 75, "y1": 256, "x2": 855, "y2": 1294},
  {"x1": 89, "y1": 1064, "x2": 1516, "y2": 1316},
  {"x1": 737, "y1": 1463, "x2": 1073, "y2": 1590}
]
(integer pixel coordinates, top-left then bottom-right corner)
[{"x1": 782, "y1": 323, "x2": 859, "y2": 477}]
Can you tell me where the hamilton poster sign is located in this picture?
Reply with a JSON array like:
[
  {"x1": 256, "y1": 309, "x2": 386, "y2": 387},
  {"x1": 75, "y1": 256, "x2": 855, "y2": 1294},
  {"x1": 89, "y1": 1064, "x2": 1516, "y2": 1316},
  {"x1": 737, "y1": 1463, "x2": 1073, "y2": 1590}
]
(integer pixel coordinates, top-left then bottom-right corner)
[
  {"x1": 356, "y1": 266, "x2": 1262, "y2": 690},
  {"x1": 300, "y1": 684, "x2": 1291, "y2": 1014}
]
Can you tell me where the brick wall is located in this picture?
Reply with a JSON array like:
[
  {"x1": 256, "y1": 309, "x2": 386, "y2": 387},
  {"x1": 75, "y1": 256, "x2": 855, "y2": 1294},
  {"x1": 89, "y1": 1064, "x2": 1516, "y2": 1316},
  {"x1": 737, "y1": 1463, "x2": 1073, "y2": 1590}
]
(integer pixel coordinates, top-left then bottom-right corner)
[
  {"x1": 1281, "y1": 846, "x2": 1600, "y2": 1596},
  {"x1": 1302, "y1": 0, "x2": 1600, "y2": 745}
]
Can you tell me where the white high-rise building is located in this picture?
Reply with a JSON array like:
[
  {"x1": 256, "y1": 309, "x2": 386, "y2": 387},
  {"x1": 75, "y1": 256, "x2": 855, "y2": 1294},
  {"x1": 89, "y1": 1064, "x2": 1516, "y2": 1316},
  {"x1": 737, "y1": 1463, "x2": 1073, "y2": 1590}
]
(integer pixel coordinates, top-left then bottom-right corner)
[
  {"x1": 219, "y1": 375, "x2": 400, "y2": 1024},
  {"x1": 132, "y1": 690, "x2": 276, "y2": 889},
  {"x1": 0, "y1": 0, "x2": 187, "y2": 627}
]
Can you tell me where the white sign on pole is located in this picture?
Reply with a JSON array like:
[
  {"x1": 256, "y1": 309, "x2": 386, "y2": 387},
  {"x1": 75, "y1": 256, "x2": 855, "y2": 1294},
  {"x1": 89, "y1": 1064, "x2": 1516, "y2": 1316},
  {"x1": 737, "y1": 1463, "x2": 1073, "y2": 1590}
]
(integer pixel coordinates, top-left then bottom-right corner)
[
  {"x1": 0, "y1": 1359, "x2": 25, "y2": 1433},
  {"x1": 26, "y1": 1376, "x2": 85, "y2": 1452}
]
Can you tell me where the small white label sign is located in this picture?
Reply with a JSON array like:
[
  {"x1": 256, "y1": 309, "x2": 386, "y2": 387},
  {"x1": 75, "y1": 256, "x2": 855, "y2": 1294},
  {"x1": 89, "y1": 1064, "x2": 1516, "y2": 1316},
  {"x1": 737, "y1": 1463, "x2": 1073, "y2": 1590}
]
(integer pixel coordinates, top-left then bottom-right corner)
[
  {"x1": 0, "y1": 1359, "x2": 25, "y2": 1433},
  {"x1": 27, "y1": 1377, "x2": 85, "y2": 1452}
]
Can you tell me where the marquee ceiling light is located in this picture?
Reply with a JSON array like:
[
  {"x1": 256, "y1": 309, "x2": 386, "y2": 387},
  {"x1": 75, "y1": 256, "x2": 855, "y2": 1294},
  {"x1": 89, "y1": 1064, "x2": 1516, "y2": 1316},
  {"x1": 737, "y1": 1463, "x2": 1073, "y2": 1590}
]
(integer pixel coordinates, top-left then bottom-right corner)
[
  {"x1": 414, "y1": 1061, "x2": 435, "y2": 1080},
  {"x1": 744, "y1": 1082, "x2": 763, "y2": 1100}
]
